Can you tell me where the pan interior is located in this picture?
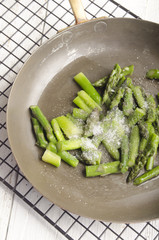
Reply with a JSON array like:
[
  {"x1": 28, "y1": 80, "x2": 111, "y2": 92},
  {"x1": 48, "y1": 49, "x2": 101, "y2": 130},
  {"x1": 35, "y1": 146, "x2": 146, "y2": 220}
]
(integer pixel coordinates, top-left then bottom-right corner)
[{"x1": 7, "y1": 18, "x2": 159, "y2": 222}]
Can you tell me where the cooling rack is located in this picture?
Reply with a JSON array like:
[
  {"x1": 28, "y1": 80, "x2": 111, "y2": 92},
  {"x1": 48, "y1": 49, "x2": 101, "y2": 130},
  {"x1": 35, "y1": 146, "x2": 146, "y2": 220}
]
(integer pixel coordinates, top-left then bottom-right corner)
[{"x1": 1, "y1": 0, "x2": 159, "y2": 239}]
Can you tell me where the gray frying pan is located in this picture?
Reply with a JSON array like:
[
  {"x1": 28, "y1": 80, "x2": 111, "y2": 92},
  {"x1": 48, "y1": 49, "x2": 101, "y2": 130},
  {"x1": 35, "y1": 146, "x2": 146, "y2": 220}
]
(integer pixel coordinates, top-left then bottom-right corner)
[{"x1": 7, "y1": 0, "x2": 159, "y2": 222}]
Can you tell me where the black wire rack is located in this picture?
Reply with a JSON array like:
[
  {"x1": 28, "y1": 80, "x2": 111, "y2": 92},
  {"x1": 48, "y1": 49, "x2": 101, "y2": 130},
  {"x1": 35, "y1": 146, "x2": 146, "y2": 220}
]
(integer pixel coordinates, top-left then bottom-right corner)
[{"x1": 1, "y1": 0, "x2": 159, "y2": 239}]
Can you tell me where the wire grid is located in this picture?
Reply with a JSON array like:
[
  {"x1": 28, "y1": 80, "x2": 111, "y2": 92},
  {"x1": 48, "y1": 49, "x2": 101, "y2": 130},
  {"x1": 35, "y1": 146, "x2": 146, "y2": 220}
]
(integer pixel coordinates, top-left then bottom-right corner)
[{"x1": 1, "y1": 0, "x2": 159, "y2": 239}]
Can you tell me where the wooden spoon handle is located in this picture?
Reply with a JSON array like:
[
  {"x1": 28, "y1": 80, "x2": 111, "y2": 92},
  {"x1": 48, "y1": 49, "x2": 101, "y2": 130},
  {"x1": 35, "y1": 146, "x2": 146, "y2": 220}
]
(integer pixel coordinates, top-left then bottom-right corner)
[{"x1": 69, "y1": 0, "x2": 87, "y2": 24}]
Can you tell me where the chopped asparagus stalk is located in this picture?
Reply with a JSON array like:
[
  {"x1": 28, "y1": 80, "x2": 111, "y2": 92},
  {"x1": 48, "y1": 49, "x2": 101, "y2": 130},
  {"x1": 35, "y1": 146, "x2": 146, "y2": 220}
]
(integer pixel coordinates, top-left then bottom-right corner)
[
  {"x1": 42, "y1": 149, "x2": 61, "y2": 167},
  {"x1": 146, "y1": 69, "x2": 159, "y2": 80},
  {"x1": 30, "y1": 105, "x2": 57, "y2": 144},
  {"x1": 81, "y1": 149, "x2": 102, "y2": 165},
  {"x1": 123, "y1": 87, "x2": 134, "y2": 116},
  {"x1": 51, "y1": 118, "x2": 65, "y2": 142},
  {"x1": 66, "y1": 113, "x2": 84, "y2": 131},
  {"x1": 58, "y1": 151, "x2": 79, "y2": 167},
  {"x1": 121, "y1": 65, "x2": 134, "y2": 78},
  {"x1": 46, "y1": 142, "x2": 57, "y2": 153},
  {"x1": 72, "y1": 108, "x2": 89, "y2": 120},
  {"x1": 120, "y1": 135, "x2": 129, "y2": 173},
  {"x1": 109, "y1": 87, "x2": 125, "y2": 110},
  {"x1": 92, "y1": 76, "x2": 107, "y2": 88},
  {"x1": 146, "y1": 95, "x2": 156, "y2": 123},
  {"x1": 102, "y1": 63, "x2": 122, "y2": 105},
  {"x1": 134, "y1": 166, "x2": 159, "y2": 185},
  {"x1": 127, "y1": 125, "x2": 140, "y2": 167},
  {"x1": 56, "y1": 115, "x2": 82, "y2": 139},
  {"x1": 56, "y1": 139, "x2": 82, "y2": 152},
  {"x1": 31, "y1": 117, "x2": 48, "y2": 148},
  {"x1": 86, "y1": 161, "x2": 120, "y2": 177},
  {"x1": 102, "y1": 139, "x2": 120, "y2": 160},
  {"x1": 73, "y1": 96, "x2": 92, "y2": 113},
  {"x1": 74, "y1": 72, "x2": 102, "y2": 105},
  {"x1": 84, "y1": 108, "x2": 100, "y2": 137},
  {"x1": 128, "y1": 108, "x2": 145, "y2": 126},
  {"x1": 146, "y1": 156, "x2": 155, "y2": 171},
  {"x1": 128, "y1": 133, "x2": 159, "y2": 181},
  {"x1": 133, "y1": 86, "x2": 146, "y2": 110},
  {"x1": 138, "y1": 121, "x2": 151, "y2": 139},
  {"x1": 78, "y1": 90, "x2": 102, "y2": 111},
  {"x1": 126, "y1": 77, "x2": 134, "y2": 89}
]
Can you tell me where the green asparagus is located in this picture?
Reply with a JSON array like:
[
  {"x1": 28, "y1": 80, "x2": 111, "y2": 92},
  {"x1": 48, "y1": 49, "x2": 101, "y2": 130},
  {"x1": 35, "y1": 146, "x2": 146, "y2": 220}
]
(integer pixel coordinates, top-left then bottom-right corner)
[
  {"x1": 42, "y1": 149, "x2": 61, "y2": 167},
  {"x1": 146, "y1": 69, "x2": 159, "y2": 80},
  {"x1": 128, "y1": 108, "x2": 145, "y2": 126},
  {"x1": 56, "y1": 115, "x2": 82, "y2": 139},
  {"x1": 133, "y1": 86, "x2": 146, "y2": 110},
  {"x1": 72, "y1": 108, "x2": 89, "y2": 120},
  {"x1": 78, "y1": 90, "x2": 102, "y2": 111},
  {"x1": 30, "y1": 105, "x2": 57, "y2": 144},
  {"x1": 30, "y1": 63, "x2": 159, "y2": 186},
  {"x1": 86, "y1": 161, "x2": 120, "y2": 177},
  {"x1": 134, "y1": 166, "x2": 159, "y2": 185},
  {"x1": 58, "y1": 151, "x2": 79, "y2": 167},
  {"x1": 31, "y1": 117, "x2": 48, "y2": 148},
  {"x1": 92, "y1": 76, "x2": 107, "y2": 88},
  {"x1": 109, "y1": 87, "x2": 125, "y2": 110},
  {"x1": 123, "y1": 87, "x2": 134, "y2": 116},
  {"x1": 73, "y1": 96, "x2": 92, "y2": 113},
  {"x1": 127, "y1": 126, "x2": 140, "y2": 167},
  {"x1": 74, "y1": 72, "x2": 102, "y2": 105},
  {"x1": 120, "y1": 135, "x2": 129, "y2": 173}
]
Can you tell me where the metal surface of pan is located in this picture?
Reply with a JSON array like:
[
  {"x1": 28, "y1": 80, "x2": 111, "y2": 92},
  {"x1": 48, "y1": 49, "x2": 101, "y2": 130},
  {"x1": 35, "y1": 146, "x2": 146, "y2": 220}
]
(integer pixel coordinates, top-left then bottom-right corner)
[{"x1": 7, "y1": 17, "x2": 159, "y2": 222}]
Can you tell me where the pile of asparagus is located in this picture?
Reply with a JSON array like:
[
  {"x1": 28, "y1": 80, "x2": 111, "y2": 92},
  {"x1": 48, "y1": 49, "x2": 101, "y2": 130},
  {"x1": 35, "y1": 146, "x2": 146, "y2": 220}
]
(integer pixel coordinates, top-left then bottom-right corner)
[{"x1": 30, "y1": 64, "x2": 159, "y2": 186}]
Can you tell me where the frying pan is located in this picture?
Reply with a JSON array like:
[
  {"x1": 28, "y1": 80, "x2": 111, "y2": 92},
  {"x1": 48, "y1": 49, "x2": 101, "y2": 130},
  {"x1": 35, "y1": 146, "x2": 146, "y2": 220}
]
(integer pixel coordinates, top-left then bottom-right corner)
[{"x1": 7, "y1": 0, "x2": 159, "y2": 222}]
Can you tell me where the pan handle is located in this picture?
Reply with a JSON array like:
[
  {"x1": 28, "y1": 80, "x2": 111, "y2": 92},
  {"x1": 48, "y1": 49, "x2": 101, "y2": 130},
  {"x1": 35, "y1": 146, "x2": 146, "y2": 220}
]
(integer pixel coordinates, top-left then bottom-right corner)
[{"x1": 69, "y1": 0, "x2": 87, "y2": 24}]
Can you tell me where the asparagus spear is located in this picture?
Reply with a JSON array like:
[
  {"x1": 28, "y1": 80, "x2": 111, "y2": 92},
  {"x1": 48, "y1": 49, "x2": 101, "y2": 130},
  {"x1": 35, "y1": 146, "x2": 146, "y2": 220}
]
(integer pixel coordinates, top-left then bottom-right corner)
[
  {"x1": 86, "y1": 161, "x2": 120, "y2": 177},
  {"x1": 127, "y1": 125, "x2": 140, "y2": 167},
  {"x1": 146, "y1": 95, "x2": 156, "y2": 123},
  {"x1": 128, "y1": 133, "x2": 159, "y2": 181},
  {"x1": 30, "y1": 105, "x2": 57, "y2": 144},
  {"x1": 42, "y1": 149, "x2": 61, "y2": 167},
  {"x1": 102, "y1": 64, "x2": 122, "y2": 105},
  {"x1": 78, "y1": 90, "x2": 102, "y2": 111},
  {"x1": 84, "y1": 108, "x2": 101, "y2": 137},
  {"x1": 138, "y1": 121, "x2": 151, "y2": 139},
  {"x1": 128, "y1": 108, "x2": 145, "y2": 126},
  {"x1": 109, "y1": 87, "x2": 125, "y2": 110},
  {"x1": 56, "y1": 115, "x2": 82, "y2": 139},
  {"x1": 51, "y1": 119, "x2": 65, "y2": 142},
  {"x1": 31, "y1": 117, "x2": 48, "y2": 148},
  {"x1": 120, "y1": 135, "x2": 129, "y2": 173},
  {"x1": 58, "y1": 151, "x2": 79, "y2": 167},
  {"x1": 126, "y1": 77, "x2": 134, "y2": 89},
  {"x1": 146, "y1": 69, "x2": 159, "y2": 80},
  {"x1": 46, "y1": 142, "x2": 57, "y2": 153},
  {"x1": 102, "y1": 139, "x2": 120, "y2": 160},
  {"x1": 74, "y1": 72, "x2": 102, "y2": 105},
  {"x1": 120, "y1": 65, "x2": 134, "y2": 78},
  {"x1": 56, "y1": 139, "x2": 82, "y2": 152},
  {"x1": 73, "y1": 96, "x2": 92, "y2": 113},
  {"x1": 66, "y1": 113, "x2": 84, "y2": 131},
  {"x1": 123, "y1": 87, "x2": 134, "y2": 116},
  {"x1": 81, "y1": 149, "x2": 102, "y2": 165},
  {"x1": 155, "y1": 105, "x2": 159, "y2": 133},
  {"x1": 134, "y1": 166, "x2": 159, "y2": 185},
  {"x1": 72, "y1": 108, "x2": 89, "y2": 120},
  {"x1": 146, "y1": 156, "x2": 155, "y2": 171},
  {"x1": 133, "y1": 86, "x2": 146, "y2": 110},
  {"x1": 92, "y1": 76, "x2": 108, "y2": 88}
]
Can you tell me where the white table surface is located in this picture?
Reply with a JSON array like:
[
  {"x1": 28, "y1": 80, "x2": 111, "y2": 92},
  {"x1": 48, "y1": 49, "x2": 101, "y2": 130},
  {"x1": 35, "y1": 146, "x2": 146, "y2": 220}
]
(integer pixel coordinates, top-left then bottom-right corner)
[{"x1": 1, "y1": 0, "x2": 159, "y2": 240}]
